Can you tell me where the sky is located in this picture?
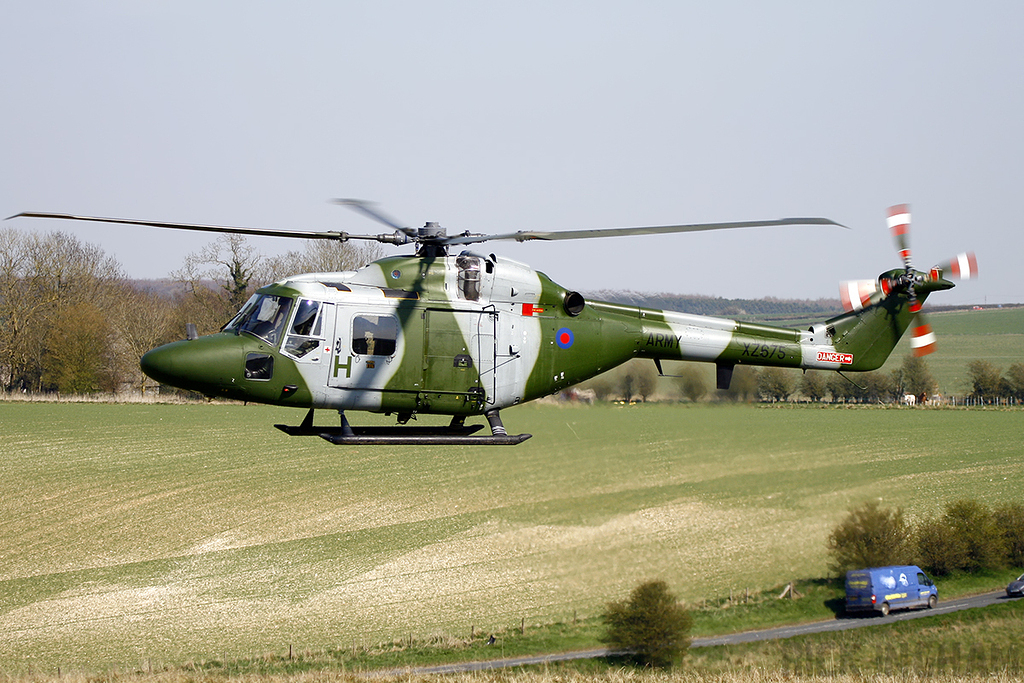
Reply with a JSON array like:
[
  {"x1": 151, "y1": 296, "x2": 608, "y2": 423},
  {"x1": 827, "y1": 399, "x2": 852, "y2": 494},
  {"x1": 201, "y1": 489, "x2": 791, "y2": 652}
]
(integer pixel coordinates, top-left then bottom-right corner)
[{"x1": 2, "y1": 1, "x2": 1022, "y2": 305}]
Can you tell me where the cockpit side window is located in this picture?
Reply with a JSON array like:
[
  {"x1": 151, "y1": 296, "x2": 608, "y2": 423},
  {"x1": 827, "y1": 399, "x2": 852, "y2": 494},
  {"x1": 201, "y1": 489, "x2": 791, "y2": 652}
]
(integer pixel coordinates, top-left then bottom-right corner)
[
  {"x1": 283, "y1": 299, "x2": 324, "y2": 360},
  {"x1": 352, "y1": 314, "x2": 398, "y2": 356},
  {"x1": 232, "y1": 294, "x2": 293, "y2": 345},
  {"x1": 456, "y1": 254, "x2": 482, "y2": 301}
]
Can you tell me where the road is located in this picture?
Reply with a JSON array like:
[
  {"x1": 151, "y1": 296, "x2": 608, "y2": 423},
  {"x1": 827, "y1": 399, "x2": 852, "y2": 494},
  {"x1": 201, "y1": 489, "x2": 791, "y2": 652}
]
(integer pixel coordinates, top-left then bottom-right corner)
[
  {"x1": 366, "y1": 591, "x2": 1019, "y2": 677},
  {"x1": 694, "y1": 590, "x2": 1017, "y2": 646}
]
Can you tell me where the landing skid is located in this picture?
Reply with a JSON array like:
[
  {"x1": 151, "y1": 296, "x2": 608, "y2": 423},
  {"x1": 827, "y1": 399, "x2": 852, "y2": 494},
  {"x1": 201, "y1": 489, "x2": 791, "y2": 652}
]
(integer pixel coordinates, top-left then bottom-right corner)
[{"x1": 274, "y1": 409, "x2": 532, "y2": 446}]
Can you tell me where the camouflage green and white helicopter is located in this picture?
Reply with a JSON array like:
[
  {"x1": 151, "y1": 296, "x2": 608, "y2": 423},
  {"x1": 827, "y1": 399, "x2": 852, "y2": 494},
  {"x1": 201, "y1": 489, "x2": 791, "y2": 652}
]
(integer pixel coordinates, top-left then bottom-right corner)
[{"x1": 13, "y1": 202, "x2": 976, "y2": 445}]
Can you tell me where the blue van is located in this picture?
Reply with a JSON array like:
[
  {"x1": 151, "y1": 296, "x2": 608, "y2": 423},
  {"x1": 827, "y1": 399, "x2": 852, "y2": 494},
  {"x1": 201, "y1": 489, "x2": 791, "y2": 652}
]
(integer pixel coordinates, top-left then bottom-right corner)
[{"x1": 845, "y1": 565, "x2": 937, "y2": 616}]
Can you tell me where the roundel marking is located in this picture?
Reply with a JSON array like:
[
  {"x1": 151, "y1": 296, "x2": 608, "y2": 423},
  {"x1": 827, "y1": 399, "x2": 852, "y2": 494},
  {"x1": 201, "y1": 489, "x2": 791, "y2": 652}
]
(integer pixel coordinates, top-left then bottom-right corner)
[
  {"x1": 391, "y1": 269, "x2": 402, "y2": 279},
  {"x1": 556, "y1": 327, "x2": 574, "y2": 349}
]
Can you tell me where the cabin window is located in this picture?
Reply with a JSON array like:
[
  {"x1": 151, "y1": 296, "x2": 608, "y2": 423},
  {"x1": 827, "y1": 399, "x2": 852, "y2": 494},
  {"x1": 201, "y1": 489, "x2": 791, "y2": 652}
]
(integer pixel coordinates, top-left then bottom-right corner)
[
  {"x1": 283, "y1": 299, "x2": 324, "y2": 359},
  {"x1": 245, "y1": 353, "x2": 274, "y2": 381},
  {"x1": 456, "y1": 254, "x2": 482, "y2": 301},
  {"x1": 231, "y1": 293, "x2": 293, "y2": 346},
  {"x1": 352, "y1": 314, "x2": 397, "y2": 356}
]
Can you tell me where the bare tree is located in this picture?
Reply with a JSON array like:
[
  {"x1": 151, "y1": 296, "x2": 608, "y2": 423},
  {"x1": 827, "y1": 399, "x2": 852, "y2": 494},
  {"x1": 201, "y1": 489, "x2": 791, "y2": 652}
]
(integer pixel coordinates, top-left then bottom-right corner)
[
  {"x1": 172, "y1": 235, "x2": 263, "y2": 334},
  {"x1": 619, "y1": 360, "x2": 658, "y2": 402},
  {"x1": 257, "y1": 240, "x2": 385, "y2": 285},
  {"x1": 757, "y1": 366, "x2": 795, "y2": 402},
  {"x1": 967, "y1": 360, "x2": 1003, "y2": 401},
  {"x1": 0, "y1": 229, "x2": 122, "y2": 392},
  {"x1": 799, "y1": 370, "x2": 828, "y2": 402},
  {"x1": 674, "y1": 364, "x2": 707, "y2": 402},
  {"x1": 109, "y1": 283, "x2": 178, "y2": 392}
]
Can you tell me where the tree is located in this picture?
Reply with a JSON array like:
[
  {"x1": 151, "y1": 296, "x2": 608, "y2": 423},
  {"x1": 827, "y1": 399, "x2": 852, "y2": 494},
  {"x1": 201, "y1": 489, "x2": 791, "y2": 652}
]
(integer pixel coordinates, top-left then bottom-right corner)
[
  {"x1": 1, "y1": 229, "x2": 123, "y2": 392},
  {"x1": 757, "y1": 367, "x2": 795, "y2": 402},
  {"x1": 619, "y1": 360, "x2": 657, "y2": 402},
  {"x1": 967, "y1": 360, "x2": 1003, "y2": 401},
  {"x1": 720, "y1": 366, "x2": 758, "y2": 402},
  {"x1": 994, "y1": 503, "x2": 1024, "y2": 567},
  {"x1": 634, "y1": 362, "x2": 658, "y2": 402},
  {"x1": 172, "y1": 235, "x2": 263, "y2": 334},
  {"x1": 860, "y1": 371, "x2": 896, "y2": 404},
  {"x1": 602, "y1": 579, "x2": 692, "y2": 668},
  {"x1": 916, "y1": 517, "x2": 966, "y2": 576},
  {"x1": 827, "y1": 501, "x2": 911, "y2": 576},
  {"x1": 917, "y1": 499, "x2": 1007, "y2": 575},
  {"x1": 945, "y1": 500, "x2": 1007, "y2": 572},
  {"x1": 109, "y1": 283, "x2": 179, "y2": 392},
  {"x1": 258, "y1": 240, "x2": 384, "y2": 283},
  {"x1": 899, "y1": 354, "x2": 936, "y2": 399},
  {"x1": 41, "y1": 301, "x2": 119, "y2": 393},
  {"x1": 1005, "y1": 363, "x2": 1024, "y2": 401},
  {"x1": 799, "y1": 370, "x2": 828, "y2": 402},
  {"x1": 674, "y1": 364, "x2": 707, "y2": 402},
  {"x1": 827, "y1": 372, "x2": 857, "y2": 403},
  {"x1": 583, "y1": 373, "x2": 615, "y2": 402}
]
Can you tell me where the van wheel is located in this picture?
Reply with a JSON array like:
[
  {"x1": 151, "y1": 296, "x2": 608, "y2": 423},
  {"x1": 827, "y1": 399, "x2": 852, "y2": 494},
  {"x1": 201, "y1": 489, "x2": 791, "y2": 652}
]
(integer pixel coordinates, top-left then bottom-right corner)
[
  {"x1": 880, "y1": 602, "x2": 890, "y2": 616},
  {"x1": 928, "y1": 594, "x2": 937, "y2": 609}
]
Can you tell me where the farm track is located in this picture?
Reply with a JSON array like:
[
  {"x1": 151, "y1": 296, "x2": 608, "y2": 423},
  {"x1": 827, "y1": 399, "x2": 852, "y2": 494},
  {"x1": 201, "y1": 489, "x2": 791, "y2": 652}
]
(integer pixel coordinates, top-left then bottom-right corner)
[{"x1": 366, "y1": 592, "x2": 1022, "y2": 677}]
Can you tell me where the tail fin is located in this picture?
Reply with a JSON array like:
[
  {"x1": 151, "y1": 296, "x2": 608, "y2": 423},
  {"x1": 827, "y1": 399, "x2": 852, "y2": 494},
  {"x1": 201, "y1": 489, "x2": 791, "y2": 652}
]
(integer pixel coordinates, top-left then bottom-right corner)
[{"x1": 827, "y1": 270, "x2": 953, "y2": 371}]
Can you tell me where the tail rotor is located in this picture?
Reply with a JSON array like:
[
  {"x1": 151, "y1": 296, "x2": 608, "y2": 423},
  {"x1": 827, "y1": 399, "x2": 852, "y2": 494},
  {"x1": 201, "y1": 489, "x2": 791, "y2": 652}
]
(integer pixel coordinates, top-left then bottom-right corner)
[{"x1": 839, "y1": 204, "x2": 977, "y2": 356}]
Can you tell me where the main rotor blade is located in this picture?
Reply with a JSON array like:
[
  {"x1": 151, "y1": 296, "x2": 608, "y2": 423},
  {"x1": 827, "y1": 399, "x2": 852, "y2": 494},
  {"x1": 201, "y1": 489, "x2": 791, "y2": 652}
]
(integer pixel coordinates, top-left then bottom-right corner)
[
  {"x1": 331, "y1": 199, "x2": 416, "y2": 236},
  {"x1": 7, "y1": 211, "x2": 367, "y2": 242},
  {"x1": 441, "y1": 216, "x2": 847, "y2": 246}
]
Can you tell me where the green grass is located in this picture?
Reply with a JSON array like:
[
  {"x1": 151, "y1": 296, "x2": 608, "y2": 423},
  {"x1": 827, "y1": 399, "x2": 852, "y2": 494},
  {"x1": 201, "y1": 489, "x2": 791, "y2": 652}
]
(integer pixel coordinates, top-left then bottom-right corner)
[
  {"x1": 890, "y1": 306, "x2": 1024, "y2": 395},
  {"x1": 1, "y1": 400, "x2": 1022, "y2": 673}
]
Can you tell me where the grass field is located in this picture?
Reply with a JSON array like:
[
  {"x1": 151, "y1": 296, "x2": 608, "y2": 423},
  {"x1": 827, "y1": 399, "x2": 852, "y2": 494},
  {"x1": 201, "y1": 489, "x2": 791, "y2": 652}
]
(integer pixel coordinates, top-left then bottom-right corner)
[
  {"x1": 1, "y1": 399, "x2": 1022, "y2": 673},
  {"x1": 891, "y1": 306, "x2": 1024, "y2": 396}
]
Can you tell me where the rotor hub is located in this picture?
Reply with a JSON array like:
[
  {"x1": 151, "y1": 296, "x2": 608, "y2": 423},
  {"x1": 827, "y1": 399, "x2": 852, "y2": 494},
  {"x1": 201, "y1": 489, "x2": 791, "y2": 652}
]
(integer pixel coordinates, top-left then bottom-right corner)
[{"x1": 419, "y1": 222, "x2": 446, "y2": 240}]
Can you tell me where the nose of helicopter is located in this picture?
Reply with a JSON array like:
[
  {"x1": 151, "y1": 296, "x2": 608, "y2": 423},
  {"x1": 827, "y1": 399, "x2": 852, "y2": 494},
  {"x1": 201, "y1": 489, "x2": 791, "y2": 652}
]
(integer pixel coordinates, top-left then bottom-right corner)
[{"x1": 141, "y1": 336, "x2": 241, "y2": 394}]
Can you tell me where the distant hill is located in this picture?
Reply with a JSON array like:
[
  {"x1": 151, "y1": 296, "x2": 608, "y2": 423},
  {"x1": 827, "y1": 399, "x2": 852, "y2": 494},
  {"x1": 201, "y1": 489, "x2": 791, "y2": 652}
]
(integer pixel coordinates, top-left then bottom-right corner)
[{"x1": 583, "y1": 289, "x2": 843, "y2": 321}]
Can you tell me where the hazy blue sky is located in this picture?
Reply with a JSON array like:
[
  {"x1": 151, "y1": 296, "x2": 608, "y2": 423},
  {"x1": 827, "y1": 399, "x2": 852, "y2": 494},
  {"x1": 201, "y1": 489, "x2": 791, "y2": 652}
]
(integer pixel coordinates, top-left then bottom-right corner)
[{"x1": 3, "y1": 2, "x2": 1021, "y2": 305}]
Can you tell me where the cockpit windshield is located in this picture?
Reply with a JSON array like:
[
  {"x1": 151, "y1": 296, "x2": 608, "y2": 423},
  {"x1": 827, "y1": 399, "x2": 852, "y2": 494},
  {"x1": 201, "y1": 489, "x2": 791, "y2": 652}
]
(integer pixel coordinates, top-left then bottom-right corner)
[{"x1": 225, "y1": 293, "x2": 293, "y2": 345}]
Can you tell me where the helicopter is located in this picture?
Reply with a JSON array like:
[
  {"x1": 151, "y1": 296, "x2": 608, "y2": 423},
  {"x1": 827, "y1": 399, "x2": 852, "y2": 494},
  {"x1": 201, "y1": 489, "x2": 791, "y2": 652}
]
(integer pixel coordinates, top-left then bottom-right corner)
[{"x1": 11, "y1": 201, "x2": 976, "y2": 445}]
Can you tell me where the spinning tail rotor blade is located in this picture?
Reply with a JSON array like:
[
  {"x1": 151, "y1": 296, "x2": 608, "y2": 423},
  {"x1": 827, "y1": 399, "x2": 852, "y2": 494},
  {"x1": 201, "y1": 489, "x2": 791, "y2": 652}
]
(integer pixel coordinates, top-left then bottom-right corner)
[
  {"x1": 931, "y1": 252, "x2": 978, "y2": 281},
  {"x1": 888, "y1": 204, "x2": 913, "y2": 269},
  {"x1": 839, "y1": 279, "x2": 882, "y2": 312},
  {"x1": 908, "y1": 301, "x2": 938, "y2": 357}
]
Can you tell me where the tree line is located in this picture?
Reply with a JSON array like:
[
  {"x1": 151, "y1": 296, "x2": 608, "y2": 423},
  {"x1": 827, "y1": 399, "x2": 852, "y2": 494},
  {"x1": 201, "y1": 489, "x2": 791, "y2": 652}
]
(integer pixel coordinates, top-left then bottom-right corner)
[
  {"x1": 0, "y1": 228, "x2": 380, "y2": 394},
  {"x1": 828, "y1": 499, "x2": 1024, "y2": 578},
  {"x1": 580, "y1": 354, "x2": 1024, "y2": 405}
]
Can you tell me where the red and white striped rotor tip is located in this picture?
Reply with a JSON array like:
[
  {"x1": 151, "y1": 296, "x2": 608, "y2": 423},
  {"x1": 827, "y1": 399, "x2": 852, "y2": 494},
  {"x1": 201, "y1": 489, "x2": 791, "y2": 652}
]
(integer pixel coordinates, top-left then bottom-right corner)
[
  {"x1": 887, "y1": 204, "x2": 912, "y2": 267},
  {"x1": 839, "y1": 279, "x2": 879, "y2": 312},
  {"x1": 911, "y1": 318, "x2": 937, "y2": 357},
  {"x1": 931, "y1": 252, "x2": 978, "y2": 281}
]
